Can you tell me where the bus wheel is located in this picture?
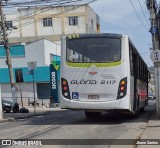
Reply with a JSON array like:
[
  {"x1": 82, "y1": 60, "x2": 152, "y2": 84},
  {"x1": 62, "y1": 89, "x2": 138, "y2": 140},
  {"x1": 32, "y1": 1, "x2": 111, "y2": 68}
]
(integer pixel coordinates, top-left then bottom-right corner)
[
  {"x1": 135, "y1": 109, "x2": 140, "y2": 117},
  {"x1": 132, "y1": 110, "x2": 139, "y2": 118},
  {"x1": 85, "y1": 111, "x2": 101, "y2": 118},
  {"x1": 141, "y1": 106, "x2": 145, "y2": 113},
  {"x1": 133, "y1": 100, "x2": 140, "y2": 118}
]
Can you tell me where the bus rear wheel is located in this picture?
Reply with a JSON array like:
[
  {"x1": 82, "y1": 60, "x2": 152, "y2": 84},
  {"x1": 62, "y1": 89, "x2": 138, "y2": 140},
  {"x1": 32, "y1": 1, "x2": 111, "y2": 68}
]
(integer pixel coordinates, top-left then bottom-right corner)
[
  {"x1": 133, "y1": 99, "x2": 140, "y2": 118},
  {"x1": 85, "y1": 111, "x2": 101, "y2": 118}
]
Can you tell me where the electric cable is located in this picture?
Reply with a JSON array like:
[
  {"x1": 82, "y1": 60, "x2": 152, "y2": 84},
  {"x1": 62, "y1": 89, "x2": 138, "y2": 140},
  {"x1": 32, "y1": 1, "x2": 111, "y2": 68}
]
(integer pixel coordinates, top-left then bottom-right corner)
[
  {"x1": 129, "y1": 0, "x2": 149, "y2": 31},
  {"x1": 5, "y1": 0, "x2": 91, "y2": 24},
  {"x1": 137, "y1": 0, "x2": 150, "y2": 26},
  {"x1": 8, "y1": 0, "x2": 98, "y2": 34}
]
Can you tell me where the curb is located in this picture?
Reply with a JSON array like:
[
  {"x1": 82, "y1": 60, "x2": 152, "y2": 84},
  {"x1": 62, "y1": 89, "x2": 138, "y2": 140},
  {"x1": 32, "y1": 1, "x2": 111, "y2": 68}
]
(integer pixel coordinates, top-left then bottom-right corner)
[
  {"x1": 0, "y1": 112, "x2": 50, "y2": 123},
  {"x1": 14, "y1": 112, "x2": 49, "y2": 119},
  {"x1": 0, "y1": 118, "x2": 15, "y2": 123},
  {"x1": 135, "y1": 107, "x2": 156, "y2": 148}
]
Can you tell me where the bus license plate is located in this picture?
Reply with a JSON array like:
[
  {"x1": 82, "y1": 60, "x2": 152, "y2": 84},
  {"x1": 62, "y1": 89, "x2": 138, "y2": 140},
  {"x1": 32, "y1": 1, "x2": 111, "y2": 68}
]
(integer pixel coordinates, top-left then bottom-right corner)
[{"x1": 88, "y1": 95, "x2": 99, "y2": 100}]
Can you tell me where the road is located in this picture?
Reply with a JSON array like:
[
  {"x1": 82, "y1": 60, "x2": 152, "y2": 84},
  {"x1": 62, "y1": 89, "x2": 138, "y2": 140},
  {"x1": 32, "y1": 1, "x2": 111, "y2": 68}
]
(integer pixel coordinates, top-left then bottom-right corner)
[{"x1": 0, "y1": 101, "x2": 155, "y2": 148}]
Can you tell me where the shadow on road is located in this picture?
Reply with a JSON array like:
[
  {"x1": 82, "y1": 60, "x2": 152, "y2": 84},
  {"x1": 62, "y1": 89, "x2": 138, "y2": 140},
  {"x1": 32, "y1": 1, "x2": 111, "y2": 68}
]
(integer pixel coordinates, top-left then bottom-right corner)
[{"x1": 20, "y1": 102, "x2": 155, "y2": 126}]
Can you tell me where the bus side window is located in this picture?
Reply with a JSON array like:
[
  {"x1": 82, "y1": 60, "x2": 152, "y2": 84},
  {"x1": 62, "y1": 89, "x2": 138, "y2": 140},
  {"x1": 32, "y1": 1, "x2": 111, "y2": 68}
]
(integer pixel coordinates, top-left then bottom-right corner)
[
  {"x1": 148, "y1": 71, "x2": 151, "y2": 82},
  {"x1": 137, "y1": 57, "x2": 140, "y2": 79},
  {"x1": 129, "y1": 47, "x2": 134, "y2": 76}
]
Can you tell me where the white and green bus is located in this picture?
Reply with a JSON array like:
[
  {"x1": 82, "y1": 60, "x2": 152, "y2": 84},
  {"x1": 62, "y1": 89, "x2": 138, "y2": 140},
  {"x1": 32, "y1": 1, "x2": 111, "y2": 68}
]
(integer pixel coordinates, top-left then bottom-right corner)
[{"x1": 60, "y1": 33, "x2": 148, "y2": 118}]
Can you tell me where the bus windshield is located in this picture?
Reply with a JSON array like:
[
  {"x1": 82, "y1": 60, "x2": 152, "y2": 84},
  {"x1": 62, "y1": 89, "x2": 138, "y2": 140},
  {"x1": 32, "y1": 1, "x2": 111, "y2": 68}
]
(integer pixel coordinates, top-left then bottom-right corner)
[{"x1": 67, "y1": 37, "x2": 121, "y2": 63}]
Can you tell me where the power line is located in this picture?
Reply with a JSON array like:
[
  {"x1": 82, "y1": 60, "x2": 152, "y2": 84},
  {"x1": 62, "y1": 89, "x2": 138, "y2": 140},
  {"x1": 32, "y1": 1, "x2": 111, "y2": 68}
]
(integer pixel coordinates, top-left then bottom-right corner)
[
  {"x1": 8, "y1": 0, "x2": 98, "y2": 34},
  {"x1": 4, "y1": 0, "x2": 91, "y2": 7},
  {"x1": 137, "y1": 0, "x2": 150, "y2": 26},
  {"x1": 8, "y1": 2, "x2": 66, "y2": 23},
  {"x1": 4, "y1": 0, "x2": 63, "y2": 6},
  {"x1": 129, "y1": 0, "x2": 149, "y2": 31},
  {"x1": 5, "y1": 0, "x2": 91, "y2": 24}
]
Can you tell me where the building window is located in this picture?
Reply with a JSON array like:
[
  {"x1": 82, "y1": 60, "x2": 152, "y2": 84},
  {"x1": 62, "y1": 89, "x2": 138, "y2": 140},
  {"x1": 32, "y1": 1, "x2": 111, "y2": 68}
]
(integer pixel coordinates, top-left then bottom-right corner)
[
  {"x1": 15, "y1": 69, "x2": 24, "y2": 83},
  {"x1": 43, "y1": 18, "x2": 53, "y2": 27},
  {"x1": 50, "y1": 54, "x2": 60, "y2": 63},
  {"x1": 6, "y1": 21, "x2": 13, "y2": 29},
  {"x1": 68, "y1": 16, "x2": 78, "y2": 26},
  {"x1": 91, "y1": 19, "x2": 93, "y2": 28}
]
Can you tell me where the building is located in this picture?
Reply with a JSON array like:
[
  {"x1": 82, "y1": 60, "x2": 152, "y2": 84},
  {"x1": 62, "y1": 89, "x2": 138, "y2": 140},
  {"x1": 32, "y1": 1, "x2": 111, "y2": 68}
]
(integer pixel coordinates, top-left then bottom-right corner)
[
  {"x1": 5, "y1": 4, "x2": 100, "y2": 44},
  {"x1": 0, "y1": 4, "x2": 100, "y2": 106},
  {"x1": 0, "y1": 39, "x2": 60, "y2": 106}
]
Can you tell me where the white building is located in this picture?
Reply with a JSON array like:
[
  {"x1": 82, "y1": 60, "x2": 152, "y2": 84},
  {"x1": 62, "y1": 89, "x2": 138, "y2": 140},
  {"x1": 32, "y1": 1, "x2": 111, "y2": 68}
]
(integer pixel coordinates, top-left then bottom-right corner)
[
  {"x1": 0, "y1": 39, "x2": 60, "y2": 106},
  {"x1": 5, "y1": 4, "x2": 100, "y2": 44}
]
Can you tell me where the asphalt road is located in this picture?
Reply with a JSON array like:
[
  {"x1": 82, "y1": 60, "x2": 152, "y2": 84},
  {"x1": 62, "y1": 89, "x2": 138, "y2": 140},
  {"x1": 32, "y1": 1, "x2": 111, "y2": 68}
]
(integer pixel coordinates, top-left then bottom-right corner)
[{"x1": 0, "y1": 101, "x2": 156, "y2": 148}]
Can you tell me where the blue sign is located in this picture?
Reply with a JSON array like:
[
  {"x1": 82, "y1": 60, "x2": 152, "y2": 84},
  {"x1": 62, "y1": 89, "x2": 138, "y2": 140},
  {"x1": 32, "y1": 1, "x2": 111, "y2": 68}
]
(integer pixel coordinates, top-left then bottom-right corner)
[
  {"x1": 151, "y1": 26, "x2": 158, "y2": 35},
  {"x1": 72, "y1": 92, "x2": 79, "y2": 99},
  {"x1": 50, "y1": 64, "x2": 59, "y2": 103}
]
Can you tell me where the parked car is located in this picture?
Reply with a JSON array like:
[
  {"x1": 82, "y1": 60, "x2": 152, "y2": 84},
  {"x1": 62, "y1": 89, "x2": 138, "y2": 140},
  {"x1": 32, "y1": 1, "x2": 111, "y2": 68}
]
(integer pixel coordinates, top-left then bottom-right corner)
[
  {"x1": 2, "y1": 100, "x2": 20, "y2": 113},
  {"x1": 2, "y1": 100, "x2": 13, "y2": 113},
  {"x1": 148, "y1": 94, "x2": 156, "y2": 100}
]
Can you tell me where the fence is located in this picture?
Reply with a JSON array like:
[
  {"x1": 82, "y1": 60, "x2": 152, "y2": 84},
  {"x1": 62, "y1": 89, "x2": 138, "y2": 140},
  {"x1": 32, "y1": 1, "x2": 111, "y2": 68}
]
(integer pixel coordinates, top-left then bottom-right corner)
[{"x1": 2, "y1": 97, "x2": 50, "y2": 107}]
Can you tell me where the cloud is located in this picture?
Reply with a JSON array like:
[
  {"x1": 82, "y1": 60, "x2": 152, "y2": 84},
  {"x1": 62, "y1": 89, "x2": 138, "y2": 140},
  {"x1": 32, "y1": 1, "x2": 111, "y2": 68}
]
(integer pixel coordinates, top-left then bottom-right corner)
[{"x1": 90, "y1": 0, "x2": 153, "y2": 66}]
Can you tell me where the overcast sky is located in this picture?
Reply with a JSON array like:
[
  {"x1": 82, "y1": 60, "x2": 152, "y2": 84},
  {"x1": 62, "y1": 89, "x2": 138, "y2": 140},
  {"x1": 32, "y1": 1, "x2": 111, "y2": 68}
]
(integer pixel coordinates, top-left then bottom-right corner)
[{"x1": 90, "y1": 0, "x2": 154, "y2": 67}]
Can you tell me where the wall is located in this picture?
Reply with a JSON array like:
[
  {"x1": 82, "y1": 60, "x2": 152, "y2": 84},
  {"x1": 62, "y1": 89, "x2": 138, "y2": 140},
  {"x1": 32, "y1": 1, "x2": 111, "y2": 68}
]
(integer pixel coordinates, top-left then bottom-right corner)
[
  {"x1": 1, "y1": 83, "x2": 37, "y2": 99},
  {"x1": 0, "y1": 39, "x2": 60, "y2": 101},
  {"x1": 87, "y1": 5, "x2": 100, "y2": 33},
  {"x1": 0, "y1": 45, "x2": 25, "y2": 68},
  {"x1": 5, "y1": 5, "x2": 100, "y2": 44},
  {"x1": 64, "y1": 16, "x2": 86, "y2": 34},
  {"x1": 44, "y1": 40, "x2": 61, "y2": 65},
  {"x1": 5, "y1": 13, "x2": 20, "y2": 38}
]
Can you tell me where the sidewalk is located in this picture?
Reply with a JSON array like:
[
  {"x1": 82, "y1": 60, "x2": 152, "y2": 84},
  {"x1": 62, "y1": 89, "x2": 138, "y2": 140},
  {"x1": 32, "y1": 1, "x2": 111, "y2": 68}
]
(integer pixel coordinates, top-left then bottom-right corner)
[
  {"x1": 0, "y1": 106, "x2": 62, "y2": 123},
  {"x1": 137, "y1": 105, "x2": 160, "y2": 148}
]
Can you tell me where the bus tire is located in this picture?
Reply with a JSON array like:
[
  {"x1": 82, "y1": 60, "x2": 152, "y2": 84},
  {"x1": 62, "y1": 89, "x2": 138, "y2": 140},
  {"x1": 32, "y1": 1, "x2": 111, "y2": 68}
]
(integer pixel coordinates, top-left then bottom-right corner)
[
  {"x1": 141, "y1": 107, "x2": 145, "y2": 113},
  {"x1": 135, "y1": 110, "x2": 139, "y2": 117},
  {"x1": 133, "y1": 99, "x2": 140, "y2": 118},
  {"x1": 85, "y1": 111, "x2": 101, "y2": 118}
]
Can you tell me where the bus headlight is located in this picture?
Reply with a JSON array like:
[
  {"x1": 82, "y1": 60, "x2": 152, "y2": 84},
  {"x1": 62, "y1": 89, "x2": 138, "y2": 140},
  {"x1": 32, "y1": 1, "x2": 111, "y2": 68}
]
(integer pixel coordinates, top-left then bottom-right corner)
[
  {"x1": 61, "y1": 77, "x2": 71, "y2": 99},
  {"x1": 117, "y1": 77, "x2": 127, "y2": 99}
]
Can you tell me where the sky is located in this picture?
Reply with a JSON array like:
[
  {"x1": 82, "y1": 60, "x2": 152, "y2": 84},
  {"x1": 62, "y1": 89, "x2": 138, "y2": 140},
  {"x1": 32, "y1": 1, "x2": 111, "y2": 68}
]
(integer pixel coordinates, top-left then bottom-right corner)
[
  {"x1": 90, "y1": 0, "x2": 154, "y2": 67},
  {"x1": 6, "y1": 0, "x2": 156, "y2": 67}
]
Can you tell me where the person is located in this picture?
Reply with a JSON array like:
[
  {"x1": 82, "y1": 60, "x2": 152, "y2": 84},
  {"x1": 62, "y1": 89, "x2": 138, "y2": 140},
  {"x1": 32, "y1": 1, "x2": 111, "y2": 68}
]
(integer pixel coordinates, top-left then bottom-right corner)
[
  {"x1": 49, "y1": 95, "x2": 54, "y2": 103},
  {"x1": 49, "y1": 95, "x2": 54, "y2": 108}
]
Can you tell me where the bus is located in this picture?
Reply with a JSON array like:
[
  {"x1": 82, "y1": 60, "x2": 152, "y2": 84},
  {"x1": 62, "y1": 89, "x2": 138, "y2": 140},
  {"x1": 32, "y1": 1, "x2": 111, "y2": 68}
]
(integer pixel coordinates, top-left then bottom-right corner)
[{"x1": 60, "y1": 33, "x2": 148, "y2": 118}]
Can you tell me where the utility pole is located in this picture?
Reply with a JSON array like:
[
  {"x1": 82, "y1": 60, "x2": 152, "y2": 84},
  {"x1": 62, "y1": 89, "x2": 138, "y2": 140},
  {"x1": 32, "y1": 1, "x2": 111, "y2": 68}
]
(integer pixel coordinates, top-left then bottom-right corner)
[
  {"x1": 147, "y1": 0, "x2": 160, "y2": 118},
  {"x1": 0, "y1": 0, "x2": 17, "y2": 104}
]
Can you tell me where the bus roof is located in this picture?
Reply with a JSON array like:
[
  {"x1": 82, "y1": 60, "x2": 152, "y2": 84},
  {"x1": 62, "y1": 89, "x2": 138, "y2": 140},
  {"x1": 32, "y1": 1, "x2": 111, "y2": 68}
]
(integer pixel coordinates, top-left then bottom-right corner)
[{"x1": 66, "y1": 33, "x2": 123, "y2": 39}]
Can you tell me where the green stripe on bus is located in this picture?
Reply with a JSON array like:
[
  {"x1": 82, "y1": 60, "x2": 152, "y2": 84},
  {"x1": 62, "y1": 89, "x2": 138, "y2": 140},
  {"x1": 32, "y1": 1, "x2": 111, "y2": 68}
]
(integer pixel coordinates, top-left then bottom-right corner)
[{"x1": 66, "y1": 61, "x2": 121, "y2": 67}]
